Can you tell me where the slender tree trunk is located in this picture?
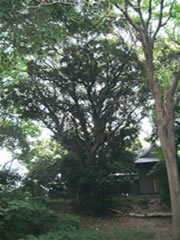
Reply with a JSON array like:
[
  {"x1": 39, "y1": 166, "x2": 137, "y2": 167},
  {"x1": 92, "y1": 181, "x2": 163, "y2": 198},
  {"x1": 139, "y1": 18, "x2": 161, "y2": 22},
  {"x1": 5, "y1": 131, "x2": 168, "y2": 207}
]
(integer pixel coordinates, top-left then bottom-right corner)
[
  {"x1": 146, "y1": 53, "x2": 180, "y2": 240},
  {"x1": 158, "y1": 116, "x2": 180, "y2": 240}
]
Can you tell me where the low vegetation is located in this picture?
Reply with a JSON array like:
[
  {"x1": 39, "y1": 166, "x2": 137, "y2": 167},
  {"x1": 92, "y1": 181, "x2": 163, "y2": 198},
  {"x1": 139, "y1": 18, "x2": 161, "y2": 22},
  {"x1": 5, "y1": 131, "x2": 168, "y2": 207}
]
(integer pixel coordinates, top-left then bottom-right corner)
[
  {"x1": 20, "y1": 229, "x2": 155, "y2": 240},
  {"x1": 1, "y1": 166, "x2": 171, "y2": 240},
  {"x1": 0, "y1": 194, "x2": 156, "y2": 240}
]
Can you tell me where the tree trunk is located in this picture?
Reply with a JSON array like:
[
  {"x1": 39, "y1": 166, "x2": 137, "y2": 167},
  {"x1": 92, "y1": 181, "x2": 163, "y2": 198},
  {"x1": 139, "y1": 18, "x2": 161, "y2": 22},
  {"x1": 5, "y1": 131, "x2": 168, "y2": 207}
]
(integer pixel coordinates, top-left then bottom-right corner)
[
  {"x1": 152, "y1": 81, "x2": 180, "y2": 240},
  {"x1": 155, "y1": 91, "x2": 180, "y2": 239},
  {"x1": 158, "y1": 123, "x2": 180, "y2": 240},
  {"x1": 145, "y1": 43, "x2": 180, "y2": 240}
]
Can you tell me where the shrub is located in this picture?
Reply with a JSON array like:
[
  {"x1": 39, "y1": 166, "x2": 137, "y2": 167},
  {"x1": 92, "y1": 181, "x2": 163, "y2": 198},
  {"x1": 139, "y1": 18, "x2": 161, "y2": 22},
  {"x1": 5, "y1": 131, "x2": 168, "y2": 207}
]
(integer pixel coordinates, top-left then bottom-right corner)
[
  {"x1": 58, "y1": 214, "x2": 80, "y2": 231},
  {"x1": 0, "y1": 192, "x2": 80, "y2": 240},
  {"x1": 0, "y1": 197, "x2": 60, "y2": 240},
  {"x1": 149, "y1": 160, "x2": 171, "y2": 206}
]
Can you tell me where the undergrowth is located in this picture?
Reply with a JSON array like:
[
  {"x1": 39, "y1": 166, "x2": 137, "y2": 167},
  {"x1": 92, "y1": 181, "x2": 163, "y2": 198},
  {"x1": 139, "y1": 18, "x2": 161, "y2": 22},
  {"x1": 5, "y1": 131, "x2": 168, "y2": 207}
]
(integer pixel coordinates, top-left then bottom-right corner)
[{"x1": 20, "y1": 228, "x2": 155, "y2": 240}]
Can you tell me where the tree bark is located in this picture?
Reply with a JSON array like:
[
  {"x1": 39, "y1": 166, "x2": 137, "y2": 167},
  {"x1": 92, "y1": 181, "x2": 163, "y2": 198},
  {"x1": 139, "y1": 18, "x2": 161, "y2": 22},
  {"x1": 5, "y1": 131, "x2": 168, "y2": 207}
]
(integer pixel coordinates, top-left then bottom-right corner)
[
  {"x1": 147, "y1": 63, "x2": 180, "y2": 240},
  {"x1": 141, "y1": 32, "x2": 180, "y2": 240},
  {"x1": 158, "y1": 121, "x2": 180, "y2": 240}
]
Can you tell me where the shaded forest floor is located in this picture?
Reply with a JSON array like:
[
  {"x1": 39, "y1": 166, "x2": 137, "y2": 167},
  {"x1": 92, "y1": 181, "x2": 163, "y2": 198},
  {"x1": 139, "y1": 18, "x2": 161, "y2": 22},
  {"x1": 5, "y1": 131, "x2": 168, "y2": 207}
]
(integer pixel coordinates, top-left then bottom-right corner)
[
  {"x1": 49, "y1": 195, "x2": 172, "y2": 240},
  {"x1": 82, "y1": 215, "x2": 172, "y2": 240}
]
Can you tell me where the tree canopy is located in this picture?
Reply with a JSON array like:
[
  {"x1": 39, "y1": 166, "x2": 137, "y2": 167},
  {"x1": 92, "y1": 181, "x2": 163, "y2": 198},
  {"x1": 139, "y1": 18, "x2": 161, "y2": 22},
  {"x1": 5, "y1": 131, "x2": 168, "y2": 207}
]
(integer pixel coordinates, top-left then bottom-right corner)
[{"x1": 1, "y1": 35, "x2": 148, "y2": 168}]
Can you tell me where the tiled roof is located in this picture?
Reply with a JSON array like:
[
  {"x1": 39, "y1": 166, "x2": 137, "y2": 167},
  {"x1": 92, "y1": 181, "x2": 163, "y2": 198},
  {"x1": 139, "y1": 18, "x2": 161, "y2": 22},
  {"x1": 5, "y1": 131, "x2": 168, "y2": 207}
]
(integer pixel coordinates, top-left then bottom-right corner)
[{"x1": 135, "y1": 143, "x2": 160, "y2": 164}]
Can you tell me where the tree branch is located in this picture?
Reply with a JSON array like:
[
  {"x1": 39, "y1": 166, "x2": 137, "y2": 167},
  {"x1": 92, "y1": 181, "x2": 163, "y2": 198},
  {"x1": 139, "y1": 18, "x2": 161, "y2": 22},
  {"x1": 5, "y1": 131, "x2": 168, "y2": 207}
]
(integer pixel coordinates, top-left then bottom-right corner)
[
  {"x1": 34, "y1": 82, "x2": 64, "y2": 132},
  {"x1": 146, "y1": 0, "x2": 152, "y2": 28},
  {"x1": 161, "y1": 1, "x2": 174, "y2": 26},
  {"x1": 174, "y1": 94, "x2": 180, "y2": 108},
  {"x1": 152, "y1": 0, "x2": 165, "y2": 41},
  {"x1": 71, "y1": 116, "x2": 85, "y2": 142},
  {"x1": 137, "y1": 0, "x2": 147, "y2": 30},
  {"x1": 153, "y1": 0, "x2": 174, "y2": 41},
  {"x1": 165, "y1": 28, "x2": 180, "y2": 46},
  {"x1": 115, "y1": 3, "x2": 141, "y2": 33},
  {"x1": 166, "y1": 59, "x2": 180, "y2": 108}
]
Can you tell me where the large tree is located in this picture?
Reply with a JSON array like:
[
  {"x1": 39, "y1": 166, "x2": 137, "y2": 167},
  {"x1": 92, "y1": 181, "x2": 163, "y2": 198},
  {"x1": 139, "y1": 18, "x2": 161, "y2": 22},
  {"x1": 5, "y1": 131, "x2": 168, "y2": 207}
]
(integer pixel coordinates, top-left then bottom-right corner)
[
  {"x1": 110, "y1": 1, "x2": 180, "y2": 239},
  {"x1": 1, "y1": 37, "x2": 148, "y2": 169},
  {"x1": 1, "y1": 19, "x2": 149, "y2": 213},
  {"x1": 0, "y1": 0, "x2": 149, "y2": 215}
]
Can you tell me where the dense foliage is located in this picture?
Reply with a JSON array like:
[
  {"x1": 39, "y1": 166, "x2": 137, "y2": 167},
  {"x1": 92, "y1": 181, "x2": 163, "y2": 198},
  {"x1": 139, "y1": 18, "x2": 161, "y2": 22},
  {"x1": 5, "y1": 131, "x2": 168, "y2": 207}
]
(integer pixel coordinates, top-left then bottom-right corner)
[
  {"x1": 0, "y1": 8, "x2": 149, "y2": 214},
  {"x1": 1, "y1": 0, "x2": 179, "y2": 238},
  {"x1": 0, "y1": 166, "x2": 80, "y2": 240},
  {"x1": 23, "y1": 140, "x2": 66, "y2": 198}
]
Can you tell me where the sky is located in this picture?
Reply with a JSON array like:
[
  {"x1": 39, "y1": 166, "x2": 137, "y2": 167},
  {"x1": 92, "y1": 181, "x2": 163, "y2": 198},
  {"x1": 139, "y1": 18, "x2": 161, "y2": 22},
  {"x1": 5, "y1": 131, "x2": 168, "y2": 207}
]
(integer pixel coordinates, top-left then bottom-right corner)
[
  {"x1": 0, "y1": 149, "x2": 11, "y2": 165},
  {"x1": 139, "y1": 117, "x2": 153, "y2": 148},
  {"x1": 0, "y1": 149, "x2": 28, "y2": 174}
]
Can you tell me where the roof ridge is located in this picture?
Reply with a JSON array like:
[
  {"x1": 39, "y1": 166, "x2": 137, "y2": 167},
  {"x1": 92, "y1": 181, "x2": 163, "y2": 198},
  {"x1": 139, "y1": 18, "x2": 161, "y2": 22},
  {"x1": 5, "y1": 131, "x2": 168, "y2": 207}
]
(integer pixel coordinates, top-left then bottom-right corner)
[
  {"x1": 135, "y1": 143, "x2": 159, "y2": 164},
  {"x1": 137, "y1": 143, "x2": 156, "y2": 159}
]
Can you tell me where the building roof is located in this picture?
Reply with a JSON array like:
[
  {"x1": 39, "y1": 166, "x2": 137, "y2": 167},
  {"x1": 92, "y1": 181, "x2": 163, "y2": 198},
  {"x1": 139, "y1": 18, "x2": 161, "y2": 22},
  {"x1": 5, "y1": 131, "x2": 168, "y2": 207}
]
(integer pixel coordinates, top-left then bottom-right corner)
[{"x1": 135, "y1": 143, "x2": 159, "y2": 164}]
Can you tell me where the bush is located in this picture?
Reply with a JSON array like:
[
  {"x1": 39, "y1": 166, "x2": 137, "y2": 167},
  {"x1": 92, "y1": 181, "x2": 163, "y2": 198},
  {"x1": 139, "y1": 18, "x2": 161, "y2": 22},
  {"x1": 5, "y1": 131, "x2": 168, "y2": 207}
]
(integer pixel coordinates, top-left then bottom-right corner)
[
  {"x1": 65, "y1": 165, "x2": 120, "y2": 216},
  {"x1": 0, "y1": 197, "x2": 60, "y2": 240},
  {"x1": 58, "y1": 213, "x2": 80, "y2": 231},
  {"x1": 149, "y1": 160, "x2": 171, "y2": 206},
  {"x1": 0, "y1": 192, "x2": 80, "y2": 240},
  {"x1": 0, "y1": 169, "x2": 22, "y2": 192},
  {"x1": 72, "y1": 171, "x2": 113, "y2": 216}
]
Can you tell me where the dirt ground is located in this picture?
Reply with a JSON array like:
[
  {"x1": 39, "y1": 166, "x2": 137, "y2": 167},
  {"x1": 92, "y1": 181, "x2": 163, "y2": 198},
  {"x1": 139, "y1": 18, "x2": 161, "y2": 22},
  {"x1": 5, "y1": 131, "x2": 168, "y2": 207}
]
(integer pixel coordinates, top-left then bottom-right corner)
[
  {"x1": 49, "y1": 196, "x2": 172, "y2": 239},
  {"x1": 83, "y1": 215, "x2": 172, "y2": 240},
  {"x1": 80, "y1": 197, "x2": 172, "y2": 240}
]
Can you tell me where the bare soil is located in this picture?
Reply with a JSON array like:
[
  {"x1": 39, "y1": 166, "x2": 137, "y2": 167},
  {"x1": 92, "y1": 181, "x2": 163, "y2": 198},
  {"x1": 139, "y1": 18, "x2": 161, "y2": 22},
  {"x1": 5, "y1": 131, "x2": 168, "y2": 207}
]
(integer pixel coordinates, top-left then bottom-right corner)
[
  {"x1": 82, "y1": 215, "x2": 172, "y2": 240},
  {"x1": 94, "y1": 197, "x2": 172, "y2": 240}
]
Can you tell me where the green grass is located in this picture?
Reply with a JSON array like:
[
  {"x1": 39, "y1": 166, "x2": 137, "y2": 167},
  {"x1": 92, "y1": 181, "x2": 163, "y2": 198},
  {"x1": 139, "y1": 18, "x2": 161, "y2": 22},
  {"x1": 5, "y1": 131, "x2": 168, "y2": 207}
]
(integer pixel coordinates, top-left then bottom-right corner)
[
  {"x1": 78, "y1": 227, "x2": 156, "y2": 240},
  {"x1": 21, "y1": 228, "x2": 155, "y2": 240},
  {"x1": 111, "y1": 194, "x2": 159, "y2": 208},
  {"x1": 111, "y1": 229, "x2": 155, "y2": 240},
  {"x1": 48, "y1": 198, "x2": 73, "y2": 204}
]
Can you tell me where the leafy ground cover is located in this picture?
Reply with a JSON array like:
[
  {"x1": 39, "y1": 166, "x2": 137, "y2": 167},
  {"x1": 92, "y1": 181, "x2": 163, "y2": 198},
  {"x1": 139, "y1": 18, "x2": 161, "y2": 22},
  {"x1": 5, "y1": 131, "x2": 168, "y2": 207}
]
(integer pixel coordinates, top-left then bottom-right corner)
[{"x1": 20, "y1": 228, "x2": 155, "y2": 240}]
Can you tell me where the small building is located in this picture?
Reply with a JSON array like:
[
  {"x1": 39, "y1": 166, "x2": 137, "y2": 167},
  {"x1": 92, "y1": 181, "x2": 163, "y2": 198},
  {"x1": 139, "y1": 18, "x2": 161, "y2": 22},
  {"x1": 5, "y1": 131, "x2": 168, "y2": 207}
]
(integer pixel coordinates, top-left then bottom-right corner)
[{"x1": 134, "y1": 143, "x2": 160, "y2": 194}]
